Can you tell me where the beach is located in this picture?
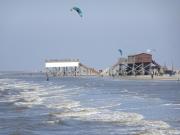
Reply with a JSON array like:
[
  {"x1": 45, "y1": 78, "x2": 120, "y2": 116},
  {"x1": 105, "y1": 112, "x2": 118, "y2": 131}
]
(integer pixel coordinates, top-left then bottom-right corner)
[{"x1": 116, "y1": 74, "x2": 180, "y2": 81}]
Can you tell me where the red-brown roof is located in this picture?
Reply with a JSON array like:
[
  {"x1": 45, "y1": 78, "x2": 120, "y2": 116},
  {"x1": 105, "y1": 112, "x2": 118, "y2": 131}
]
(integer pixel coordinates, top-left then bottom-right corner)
[{"x1": 128, "y1": 53, "x2": 152, "y2": 57}]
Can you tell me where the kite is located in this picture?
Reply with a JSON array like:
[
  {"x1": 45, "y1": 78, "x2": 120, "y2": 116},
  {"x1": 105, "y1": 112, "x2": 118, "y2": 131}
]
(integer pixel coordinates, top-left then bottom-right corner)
[
  {"x1": 118, "y1": 49, "x2": 123, "y2": 56},
  {"x1": 71, "y1": 7, "x2": 83, "y2": 18}
]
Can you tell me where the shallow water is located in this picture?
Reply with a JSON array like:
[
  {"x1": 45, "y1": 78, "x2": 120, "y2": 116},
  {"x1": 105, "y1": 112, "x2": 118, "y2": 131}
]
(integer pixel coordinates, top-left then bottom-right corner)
[{"x1": 0, "y1": 72, "x2": 180, "y2": 135}]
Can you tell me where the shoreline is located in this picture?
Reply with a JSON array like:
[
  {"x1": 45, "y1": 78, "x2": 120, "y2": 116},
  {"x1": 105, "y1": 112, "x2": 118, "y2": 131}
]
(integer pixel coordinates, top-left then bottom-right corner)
[{"x1": 114, "y1": 75, "x2": 180, "y2": 81}]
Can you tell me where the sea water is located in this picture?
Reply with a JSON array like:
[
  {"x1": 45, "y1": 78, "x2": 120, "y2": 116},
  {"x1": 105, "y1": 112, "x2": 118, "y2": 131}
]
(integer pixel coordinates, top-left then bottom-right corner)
[{"x1": 0, "y1": 72, "x2": 180, "y2": 135}]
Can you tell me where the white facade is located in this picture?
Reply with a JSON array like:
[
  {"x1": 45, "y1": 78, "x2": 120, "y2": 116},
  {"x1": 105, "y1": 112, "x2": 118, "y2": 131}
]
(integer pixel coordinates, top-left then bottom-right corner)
[{"x1": 45, "y1": 61, "x2": 79, "y2": 68}]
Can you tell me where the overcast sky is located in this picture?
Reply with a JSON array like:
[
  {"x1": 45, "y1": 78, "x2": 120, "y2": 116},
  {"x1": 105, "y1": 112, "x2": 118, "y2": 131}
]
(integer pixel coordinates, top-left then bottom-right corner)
[{"x1": 0, "y1": 0, "x2": 180, "y2": 71}]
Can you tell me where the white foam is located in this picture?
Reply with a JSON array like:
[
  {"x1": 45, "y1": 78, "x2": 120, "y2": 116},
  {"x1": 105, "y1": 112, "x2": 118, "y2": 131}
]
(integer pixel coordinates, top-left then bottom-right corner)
[
  {"x1": 137, "y1": 129, "x2": 180, "y2": 135},
  {"x1": 49, "y1": 104, "x2": 180, "y2": 135},
  {"x1": 87, "y1": 111, "x2": 143, "y2": 124},
  {"x1": 98, "y1": 103, "x2": 122, "y2": 109},
  {"x1": 14, "y1": 92, "x2": 44, "y2": 107},
  {"x1": 163, "y1": 103, "x2": 180, "y2": 106},
  {"x1": 141, "y1": 120, "x2": 170, "y2": 129},
  {"x1": 52, "y1": 108, "x2": 99, "y2": 118},
  {"x1": 51, "y1": 107, "x2": 144, "y2": 125},
  {"x1": 0, "y1": 79, "x2": 47, "y2": 108},
  {"x1": 44, "y1": 120, "x2": 63, "y2": 125},
  {"x1": 121, "y1": 89, "x2": 129, "y2": 93},
  {"x1": 46, "y1": 101, "x2": 80, "y2": 109},
  {"x1": 14, "y1": 97, "x2": 42, "y2": 108}
]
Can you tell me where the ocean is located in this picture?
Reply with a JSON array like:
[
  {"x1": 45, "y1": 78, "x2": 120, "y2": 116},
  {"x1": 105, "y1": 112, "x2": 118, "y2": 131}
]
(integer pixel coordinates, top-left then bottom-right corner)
[{"x1": 0, "y1": 72, "x2": 180, "y2": 135}]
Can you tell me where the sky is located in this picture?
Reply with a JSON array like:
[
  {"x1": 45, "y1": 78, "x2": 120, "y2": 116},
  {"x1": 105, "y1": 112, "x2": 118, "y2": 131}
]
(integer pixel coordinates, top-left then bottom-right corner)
[{"x1": 0, "y1": 0, "x2": 180, "y2": 71}]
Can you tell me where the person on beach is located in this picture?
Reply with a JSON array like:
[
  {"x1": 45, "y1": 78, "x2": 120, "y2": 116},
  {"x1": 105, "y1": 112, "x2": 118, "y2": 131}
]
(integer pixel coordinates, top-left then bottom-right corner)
[
  {"x1": 151, "y1": 71, "x2": 154, "y2": 79},
  {"x1": 46, "y1": 73, "x2": 49, "y2": 81}
]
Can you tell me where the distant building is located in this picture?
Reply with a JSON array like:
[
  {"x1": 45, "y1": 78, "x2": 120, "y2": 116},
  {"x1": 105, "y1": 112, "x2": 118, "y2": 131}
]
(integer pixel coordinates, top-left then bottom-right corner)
[
  {"x1": 45, "y1": 59, "x2": 80, "y2": 69},
  {"x1": 127, "y1": 53, "x2": 153, "y2": 75},
  {"x1": 128, "y1": 53, "x2": 152, "y2": 64},
  {"x1": 104, "y1": 52, "x2": 163, "y2": 76},
  {"x1": 45, "y1": 59, "x2": 99, "y2": 77}
]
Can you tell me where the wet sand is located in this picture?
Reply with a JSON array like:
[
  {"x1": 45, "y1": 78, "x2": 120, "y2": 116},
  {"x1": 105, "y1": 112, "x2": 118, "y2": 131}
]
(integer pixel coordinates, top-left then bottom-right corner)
[{"x1": 117, "y1": 75, "x2": 180, "y2": 81}]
